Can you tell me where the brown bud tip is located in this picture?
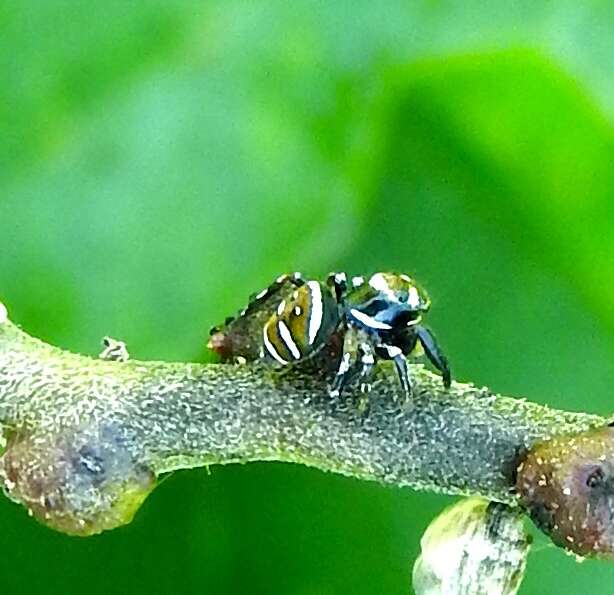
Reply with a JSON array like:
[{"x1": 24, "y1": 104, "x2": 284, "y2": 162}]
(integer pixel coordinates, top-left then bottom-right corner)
[
  {"x1": 0, "y1": 425, "x2": 156, "y2": 536},
  {"x1": 516, "y1": 425, "x2": 614, "y2": 559}
]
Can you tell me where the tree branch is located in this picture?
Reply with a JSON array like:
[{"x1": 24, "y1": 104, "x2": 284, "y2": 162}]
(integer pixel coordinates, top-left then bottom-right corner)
[{"x1": 0, "y1": 302, "x2": 612, "y2": 558}]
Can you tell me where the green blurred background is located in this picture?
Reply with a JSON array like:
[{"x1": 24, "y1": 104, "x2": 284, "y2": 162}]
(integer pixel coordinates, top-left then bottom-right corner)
[{"x1": 1, "y1": 2, "x2": 614, "y2": 593}]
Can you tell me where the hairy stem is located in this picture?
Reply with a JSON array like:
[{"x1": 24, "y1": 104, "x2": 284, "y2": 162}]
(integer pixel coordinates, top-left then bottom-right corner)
[{"x1": 0, "y1": 310, "x2": 607, "y2": 537}]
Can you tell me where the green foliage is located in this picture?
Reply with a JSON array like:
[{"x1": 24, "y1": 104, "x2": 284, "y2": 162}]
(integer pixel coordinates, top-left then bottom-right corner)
[{"x1": 1, "y1": 2, "x2": 613, "y2": 593}]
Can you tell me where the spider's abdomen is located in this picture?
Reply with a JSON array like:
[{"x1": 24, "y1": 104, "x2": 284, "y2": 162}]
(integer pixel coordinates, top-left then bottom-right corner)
[{"x1": 262, "y1": 280, "x2": 339, "y2": 365}]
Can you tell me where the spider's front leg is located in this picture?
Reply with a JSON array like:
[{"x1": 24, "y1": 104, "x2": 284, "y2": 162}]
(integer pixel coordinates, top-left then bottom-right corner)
[{"x1": 415, "y1": 325, "x2": 451, "y2": 388}]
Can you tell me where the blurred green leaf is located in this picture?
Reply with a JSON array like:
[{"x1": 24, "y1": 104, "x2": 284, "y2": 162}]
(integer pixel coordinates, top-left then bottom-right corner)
[{"x1": 1, "y1": 2, "x2": 614, "y2": 594}]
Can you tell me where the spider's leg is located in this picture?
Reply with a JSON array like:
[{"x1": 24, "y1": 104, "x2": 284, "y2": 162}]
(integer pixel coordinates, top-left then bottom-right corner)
[
  {"x1": 330, "y1": 327, "x2": 360, "y2": 397},
  {"x1": 415, "y1": 325, "x2": 451, "y2": 388},
  {"x1": 287, "y1": 272, "x2": 306, "y2": 288},
  {"x1": 358, "y1": 342, "x2": 376, "y2": 394},
  {"x1": 353, "y1": 341, "x2": 377, "y2": 412},
  {"x1": 326, "y1": 271, "x2": 347, "y2": 302},
  {"x1": 397, "y1": 330, "x2": 418, "y2": 357},
  {"x1": 383, "y1": 344, "x2": 412, "y2": 401}
]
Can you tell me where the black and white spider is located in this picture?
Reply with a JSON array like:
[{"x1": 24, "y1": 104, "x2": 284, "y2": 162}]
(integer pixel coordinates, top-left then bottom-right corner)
[{"x1": 257, "y1": 271, "x2": 451, "y2": 398}]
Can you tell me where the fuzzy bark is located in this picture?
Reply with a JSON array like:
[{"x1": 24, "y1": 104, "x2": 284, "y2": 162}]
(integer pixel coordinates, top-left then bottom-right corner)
[{"x1": 0, "y1": 314, "x2": 605, "y2": 519}]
